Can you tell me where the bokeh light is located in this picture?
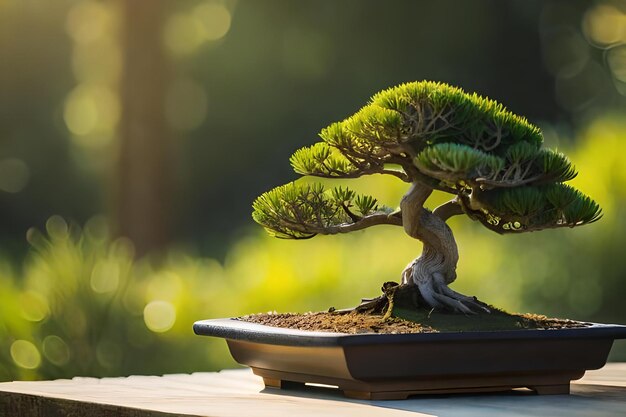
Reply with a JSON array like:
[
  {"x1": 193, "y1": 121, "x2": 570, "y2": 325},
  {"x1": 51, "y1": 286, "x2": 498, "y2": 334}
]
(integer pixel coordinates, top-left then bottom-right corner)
[
  {"x1": 163, "y1": 13, "x2": 205, "y2": 56},
  {"x1": 147, "y1": 272, "x2": 182, "y2": 302},
  {"x1": 193, "y1": 2, "x2": 232, "y2": 41},
  {"x1": 10, "y1": 340, "x2": 41, "y2": 370},
  {"x1": 582, "y1": 4, "x2": 626, "y2": 48},
  {"x1": 65, "y1": 0, "x2": 112, "y2": 45},
  {"x1": 607, "y1": 45, "x2": 626, "y2": 83},
  {"x1": 64, "y1": 0, "x2": 120, "y2": 166},
  {"x1": 19, "y1": 291, "x2": 49, "y2": 322},
  {"x1": 46, "y1": 216, "x2": 69, "y2": 241},
  {"x1": 143, "y1": 300, "x2": 176, "y2": 333},
  {"x1": 42, "y1": 335, "x2": 70, "y2": 366},
  {"x1": 163, "y1": 2, "x2": 232, "y2": 57},
  {"x1": 90, "y1": 260, "x2": 120, "y2": 294},
  {"x1": 63, "y1": 83, "x2": 120, "y2": 146},
  {"x1": 4, "y1": 0, "x2": 626, "y2": 384}
]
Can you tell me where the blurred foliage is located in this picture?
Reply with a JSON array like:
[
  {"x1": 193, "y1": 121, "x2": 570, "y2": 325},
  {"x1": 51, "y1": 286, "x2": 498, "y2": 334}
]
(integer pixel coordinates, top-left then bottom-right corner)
[
  {"x1": 2, "y1": 0, "x2": 617, "y2": 258},
  {"x1": 2, "y1": 0, "x2": 626, "y2": 381},
  {"x1": 1, "y1": 115, "x2": 626, "y2": 382}
]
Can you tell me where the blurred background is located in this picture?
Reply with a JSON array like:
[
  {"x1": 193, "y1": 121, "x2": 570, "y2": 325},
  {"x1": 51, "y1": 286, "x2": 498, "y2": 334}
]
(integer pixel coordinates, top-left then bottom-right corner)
[{"x1": 1, "y1": 0, "x2": 626, "y2": 381}]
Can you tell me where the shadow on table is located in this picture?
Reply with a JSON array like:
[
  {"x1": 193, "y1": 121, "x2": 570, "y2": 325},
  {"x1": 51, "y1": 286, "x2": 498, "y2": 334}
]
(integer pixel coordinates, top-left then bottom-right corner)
[{"x1": 261, "y1": 384, "x2": 626, "y2": 417}]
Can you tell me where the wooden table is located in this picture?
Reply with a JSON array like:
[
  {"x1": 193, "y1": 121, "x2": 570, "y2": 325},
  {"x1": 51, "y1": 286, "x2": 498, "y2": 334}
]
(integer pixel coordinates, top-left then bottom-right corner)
[{"x1": 1, "y1": 364, "x2": 625, "y2": 417}]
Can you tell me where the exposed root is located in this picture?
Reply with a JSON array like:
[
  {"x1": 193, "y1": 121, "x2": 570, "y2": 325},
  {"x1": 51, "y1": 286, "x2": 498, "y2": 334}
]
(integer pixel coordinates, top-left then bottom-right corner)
[
  {"x1": 404, "y1": 262, "x2": 490, "y2": 314},
  {"x1": 343, "y1": 277, "x2": 488, "y2": 319},
  {"x1": 382, "y1": 283, "x2": 398, "y2": 321},
  {"x1": 350, "y1": 281, "x2": 399, "y2": 317}
]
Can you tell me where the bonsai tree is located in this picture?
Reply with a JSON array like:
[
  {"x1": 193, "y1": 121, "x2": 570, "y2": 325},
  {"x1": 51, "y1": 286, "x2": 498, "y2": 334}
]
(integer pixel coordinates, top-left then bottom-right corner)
[{"x1": 252, "y1": 81, "x2": 601, "y2": 314}]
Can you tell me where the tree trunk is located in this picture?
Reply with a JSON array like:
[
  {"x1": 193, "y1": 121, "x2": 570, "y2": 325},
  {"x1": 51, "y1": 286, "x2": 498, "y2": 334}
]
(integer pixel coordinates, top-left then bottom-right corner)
[
  {"x1": 400, "y1": 183, "x2": 488, "y2": 314},
  {"x1": 115, "y1": 0, "x2": 172, "y2": 257}
]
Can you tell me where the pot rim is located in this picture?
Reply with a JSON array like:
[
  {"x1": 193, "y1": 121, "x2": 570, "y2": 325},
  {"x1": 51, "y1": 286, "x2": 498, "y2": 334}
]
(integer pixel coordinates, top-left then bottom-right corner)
[{"x1": 193, "y1": 318, "x2": 626, "y2": 347}]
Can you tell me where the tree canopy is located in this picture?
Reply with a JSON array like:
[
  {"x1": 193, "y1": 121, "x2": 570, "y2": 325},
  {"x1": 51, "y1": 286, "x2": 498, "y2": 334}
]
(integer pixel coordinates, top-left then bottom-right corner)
[{"x1": 253, "y1": 81, "x2": 601, "y2": 238}]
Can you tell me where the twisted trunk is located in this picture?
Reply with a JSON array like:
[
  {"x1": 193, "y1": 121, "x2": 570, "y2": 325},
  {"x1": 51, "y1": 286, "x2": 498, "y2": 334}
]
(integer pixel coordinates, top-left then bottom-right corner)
[{"x1": 400, "y1": 183, "x2": 488, "y2": 314}]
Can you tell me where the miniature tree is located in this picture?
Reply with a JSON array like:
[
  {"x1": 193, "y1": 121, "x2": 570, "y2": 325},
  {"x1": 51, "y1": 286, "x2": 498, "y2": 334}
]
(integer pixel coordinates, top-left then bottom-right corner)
[{"x1": 252, "y1": 81, "x2": 601, "y2": 314}]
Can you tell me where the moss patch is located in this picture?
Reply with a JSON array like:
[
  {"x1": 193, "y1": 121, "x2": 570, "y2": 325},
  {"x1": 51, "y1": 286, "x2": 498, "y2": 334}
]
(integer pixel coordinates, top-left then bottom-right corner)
[{"x1": 392, "y1": 306, "x2": 583, "y2": 332}]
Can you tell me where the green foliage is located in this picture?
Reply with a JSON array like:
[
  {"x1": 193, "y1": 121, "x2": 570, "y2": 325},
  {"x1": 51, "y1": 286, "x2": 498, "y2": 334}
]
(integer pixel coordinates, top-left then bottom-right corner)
[
  {"x1": 1, "y1": 117, "x2": 624, "y2": 383},
  {"x1": 481, "y1": 184, "x2": 602, "y2": 231},
  {"x1": 290, "y1": 143, "x2": 359, "y2": 177},
  {"x1": 0, "y1": 217, "x2": 246, "y2": 381},
  {"x1": 540, "y1": 149, "x2": 578, "y2": 183},
  {"x1": 491, "y1": 186, "x2": 546, "y2": 218},
  {"x1": 415, "y1": 143, "x2": 505, "y2": 183},
  {"x1": 354, "y1": 194, "x2": 378, "y2": 216},
  {"x1": 252, "y1": 182, "x2": 389, "y2": 239},
  {"x1": 370, "y1": 81, "x2": 543, "y2": 150},
  {"x1": 259, "y1": 81, "x2": 600, "y2": 238},
  {"x1": 505, "y1": 141, "x2": 540, "y2": 163}
]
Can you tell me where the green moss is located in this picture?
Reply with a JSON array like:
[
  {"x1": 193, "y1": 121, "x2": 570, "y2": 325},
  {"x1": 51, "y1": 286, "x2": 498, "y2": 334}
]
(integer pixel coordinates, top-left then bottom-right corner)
[
  {"x1": 392, "y1": 306, "x2": 541, "y2": 332},
  {"x1": 388, "y1": 284, "x2": 581, "y2": 332}
]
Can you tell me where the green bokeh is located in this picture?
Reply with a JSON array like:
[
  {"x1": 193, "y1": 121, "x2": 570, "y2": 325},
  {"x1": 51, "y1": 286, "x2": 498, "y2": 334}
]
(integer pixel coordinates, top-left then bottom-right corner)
[{"x1": 1, "y1": 0, "x2": 626, "y2": 380}]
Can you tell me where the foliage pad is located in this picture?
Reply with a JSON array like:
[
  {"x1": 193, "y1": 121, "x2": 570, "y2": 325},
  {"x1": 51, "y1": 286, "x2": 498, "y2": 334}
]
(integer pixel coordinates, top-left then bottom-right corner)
[{"x1": 253, "y1": 81, "x2": 600, "y2": 237}]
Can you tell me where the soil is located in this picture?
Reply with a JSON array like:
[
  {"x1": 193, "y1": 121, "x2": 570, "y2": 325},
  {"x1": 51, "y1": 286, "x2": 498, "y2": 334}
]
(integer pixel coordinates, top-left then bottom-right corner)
[
  {"x1": 239, "y1": 311, "x2": 436, "y2": 334},
  {"x1": 239, "y1": 310, "x2": 586, "y2": 334},
  {"x1": 239, "y1": 284, "x2": 588, "y2": 334}
]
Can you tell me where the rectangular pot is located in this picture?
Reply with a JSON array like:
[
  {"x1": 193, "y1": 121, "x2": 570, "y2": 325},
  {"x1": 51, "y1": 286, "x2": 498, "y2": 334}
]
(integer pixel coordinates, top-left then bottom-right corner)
[{"x1": 193, "y1": 318, "x2": 626, "y2": 399}]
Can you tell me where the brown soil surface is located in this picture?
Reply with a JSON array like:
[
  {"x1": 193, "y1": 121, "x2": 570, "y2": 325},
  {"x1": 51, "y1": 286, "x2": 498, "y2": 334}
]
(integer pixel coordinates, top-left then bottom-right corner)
[
  {"x1": 238, "y1": 312, "x2": 436, "y2": 334},
  {"x1": 239, "y1": 310, "x2": 587, "y2": 334}
]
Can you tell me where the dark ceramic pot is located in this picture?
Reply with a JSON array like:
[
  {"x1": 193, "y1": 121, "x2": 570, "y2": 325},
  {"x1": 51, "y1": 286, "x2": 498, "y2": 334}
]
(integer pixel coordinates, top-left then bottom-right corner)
[{"x1": 194, "y1": 318, "x2": 626, "y2": 400}]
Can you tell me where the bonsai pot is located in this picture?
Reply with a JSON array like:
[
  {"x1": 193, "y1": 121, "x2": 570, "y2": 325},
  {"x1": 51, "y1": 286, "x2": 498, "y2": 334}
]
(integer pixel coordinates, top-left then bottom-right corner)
[
  {"x1": 194, "y1": 318, "x2": 626, "y2": 400},
  {"x1": 198, "y1": 81, "x2": 620, "y2": 401}
]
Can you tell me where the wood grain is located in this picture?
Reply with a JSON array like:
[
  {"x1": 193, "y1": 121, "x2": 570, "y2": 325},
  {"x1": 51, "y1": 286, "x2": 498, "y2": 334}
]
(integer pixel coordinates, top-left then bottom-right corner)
[{"x1": 0, "y1": 365, "x2": 625, "y2": 416}]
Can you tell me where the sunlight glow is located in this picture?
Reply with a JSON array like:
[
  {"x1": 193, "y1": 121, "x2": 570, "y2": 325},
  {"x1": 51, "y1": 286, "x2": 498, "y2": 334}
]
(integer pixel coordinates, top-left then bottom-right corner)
[
  {"x1": 66, "y1": 0, "x2": 112, "y2": 45},
  {"x1": 583, "y1": 4, "x2": 626, "y2": 47},
  {"x1": 143, "y1": 300, "x2": 176, "y2": 333},
  {"x1": 63, "y1": 83, "x2": 119, "y2": 146},
  {"x1": 163, "y1": 13, "x2": 205, "y2": 56},
  {"x1": 10, "y1": 340, "x2": 41, "y2": 370},
  {"x1": 193, "y1": 2, "x2": 232, "y2": 41},
  {"x1": 147, "y1": 272, "x2": 182, "y2": 302},
  {"x1": 163, "y1": 2, "x2": 232, "y2": 56},
  {"x1": 19, "y1": 291, "x2": 49, "y2": 322},
  {"x1": 90, "y1": 260, "x2": 120, "y2": 294}
]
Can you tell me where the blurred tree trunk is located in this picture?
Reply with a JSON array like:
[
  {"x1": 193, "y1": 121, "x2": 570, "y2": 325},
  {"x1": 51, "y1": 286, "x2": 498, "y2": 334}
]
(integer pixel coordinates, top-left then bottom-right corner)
[{"x1": 116, "y1": 1, "x2": 172, "y2": 257}]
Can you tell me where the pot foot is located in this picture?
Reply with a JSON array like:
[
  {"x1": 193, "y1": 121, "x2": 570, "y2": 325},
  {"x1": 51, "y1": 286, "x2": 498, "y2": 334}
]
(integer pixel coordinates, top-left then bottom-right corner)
[
  {"x1": 262, "y1": 377, "x2": 304, "y2": 390},
  {"x1": 531, "y1": 384, "x2": 570, "y2": 395}
]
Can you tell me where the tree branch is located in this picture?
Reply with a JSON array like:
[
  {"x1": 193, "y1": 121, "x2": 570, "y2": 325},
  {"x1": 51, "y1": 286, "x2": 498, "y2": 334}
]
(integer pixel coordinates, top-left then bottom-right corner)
[
  {"x1": 309, "y1": 212, "x2": 404, "y2": 234},
  {"x1": 475, "y1": 174, "x2": 543, "y2": 188},
  {"x1": 433, "y1": 199, "x2": 464, "y2": 221},
  {"x1": 268, "y1": 211, "x2": 404, "y2": 238},
  {"x1": 302, "y1": 167, "x2": 409, "y2": 182},
  {"x1": 381, "y1": 169, "x2": 410, "y2": 182}
]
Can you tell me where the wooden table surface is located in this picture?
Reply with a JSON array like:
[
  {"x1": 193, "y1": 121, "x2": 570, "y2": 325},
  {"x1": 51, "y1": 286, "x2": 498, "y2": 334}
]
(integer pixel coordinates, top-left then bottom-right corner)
[{"x1": 1, "y1": 364, "x2": 625, "y2": 417}]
